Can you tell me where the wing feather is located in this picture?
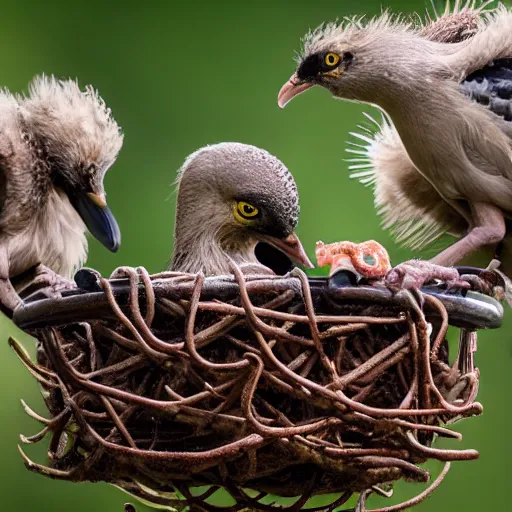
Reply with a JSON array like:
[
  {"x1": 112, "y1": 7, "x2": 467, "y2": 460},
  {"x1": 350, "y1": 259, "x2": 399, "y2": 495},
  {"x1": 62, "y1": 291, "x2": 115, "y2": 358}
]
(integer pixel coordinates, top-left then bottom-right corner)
[
  {"x1": 461, "y1": 58, "x2": 512, "y2": 121},
  {"x1": 346, "y1": 113, "x2": 467, "y2": 251}
]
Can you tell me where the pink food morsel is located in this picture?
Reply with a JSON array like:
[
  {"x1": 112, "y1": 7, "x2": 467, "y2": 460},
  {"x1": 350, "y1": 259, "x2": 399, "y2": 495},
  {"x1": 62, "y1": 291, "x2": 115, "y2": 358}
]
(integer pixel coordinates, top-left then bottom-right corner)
[{"x1": 315, "y1": 240, "x2": 392, "y2": 280}]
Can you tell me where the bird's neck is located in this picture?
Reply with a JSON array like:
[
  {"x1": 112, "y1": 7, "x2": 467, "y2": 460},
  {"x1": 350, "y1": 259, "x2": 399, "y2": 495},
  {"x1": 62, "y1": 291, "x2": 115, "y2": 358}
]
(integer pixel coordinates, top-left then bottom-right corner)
[
  {"x1": 346, "y1": 34, "x2": 465, "y2": 161},
  {"x1": 39, "y1": 188, "x2": 88, "y2": 277},
  {"x1": 345, "y1": 35, "x2": 455, "y2": 109},
  {"x1": 8, "y1": 187, "x2": 87, "y2": 278},
  {"x1": 171, "y1": 225, "x2": 259, "y2": 276}
]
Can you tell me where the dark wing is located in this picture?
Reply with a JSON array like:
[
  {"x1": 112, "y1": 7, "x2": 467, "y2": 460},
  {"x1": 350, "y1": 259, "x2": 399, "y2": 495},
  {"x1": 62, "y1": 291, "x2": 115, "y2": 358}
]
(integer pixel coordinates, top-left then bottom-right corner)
[
  {"x1": 460, "y1": 58, "x2": 512, "y2": 122},
  {"x1": 420, "y1": 10, "x2": 512, "y2": 122}
]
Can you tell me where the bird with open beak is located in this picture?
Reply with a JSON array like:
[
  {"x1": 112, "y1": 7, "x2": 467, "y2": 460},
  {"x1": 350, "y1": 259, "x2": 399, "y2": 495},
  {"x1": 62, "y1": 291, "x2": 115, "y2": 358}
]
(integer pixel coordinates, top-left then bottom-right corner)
[
  {"x1": 170, "y1": 142, "x2": 313, "y2": 275},
  {"x1": 278, "y1": 2, "x2": 512, "y2": 274},
  {"x1": 0, "y1": 75, "x2": 123, "y2": 312}
]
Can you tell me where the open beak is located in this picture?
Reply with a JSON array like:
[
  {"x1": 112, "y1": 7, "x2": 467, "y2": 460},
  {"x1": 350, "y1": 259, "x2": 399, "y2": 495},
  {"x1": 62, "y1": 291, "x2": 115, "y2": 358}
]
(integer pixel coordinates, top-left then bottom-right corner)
[
  {"x1": 277, "y1": 74, "x2": 316, "y2": 109},
  {"x1": 72, "y1": 192, "x2": 121, "y2": 252},
  {"x1": 260, "y1": 232, "x2": 314, "y2": 269}
]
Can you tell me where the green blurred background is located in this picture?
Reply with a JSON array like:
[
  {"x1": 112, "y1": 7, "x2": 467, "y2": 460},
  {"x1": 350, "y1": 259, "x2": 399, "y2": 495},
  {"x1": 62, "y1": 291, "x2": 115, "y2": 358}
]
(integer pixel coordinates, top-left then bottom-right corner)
[{"x1": 1, "y1": 0, "x2": 510, "y2": 510}]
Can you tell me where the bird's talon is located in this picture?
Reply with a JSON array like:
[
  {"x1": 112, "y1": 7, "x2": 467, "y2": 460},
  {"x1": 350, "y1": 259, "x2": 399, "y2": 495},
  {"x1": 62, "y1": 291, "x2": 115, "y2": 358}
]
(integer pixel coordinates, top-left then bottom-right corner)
[
  {"x1": 444, "y1": 278, "x2": 471, "y2": 293},
  {"x1": 385, "y1": 260, "x2": 470, "y2": 294},
  {"x1": 15, "y1": 265, "x2": 76, "y2": 302}
]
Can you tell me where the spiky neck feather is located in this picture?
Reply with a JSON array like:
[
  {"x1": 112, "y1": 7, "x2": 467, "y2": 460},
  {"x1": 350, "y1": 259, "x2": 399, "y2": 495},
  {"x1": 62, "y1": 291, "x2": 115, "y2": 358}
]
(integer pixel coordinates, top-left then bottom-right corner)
[
  {"x1": 171, "y1": 216, "x2": 259, "y2": 275},
  {"x1": 8, "y1": 187, "x2": 87, "y2": 278},
  {"x1": 9, "y1": 129, "x2": 89, "y2": 278},
  {"x1": 171, "y1": 173, "x2": 260, "y2": 275}
]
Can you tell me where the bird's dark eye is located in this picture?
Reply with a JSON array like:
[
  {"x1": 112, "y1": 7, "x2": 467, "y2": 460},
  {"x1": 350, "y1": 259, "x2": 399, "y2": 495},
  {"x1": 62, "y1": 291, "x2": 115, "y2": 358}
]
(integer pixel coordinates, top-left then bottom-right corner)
[
  {"x1": 234, "y1": 201, "x2": 260, "y2": 224},
  {"x1": 324, "y1": 53, "x2": 340, "y2": 67},
  {"x1": 242, "y1": 203, "x2": 255, "y2": 215}
]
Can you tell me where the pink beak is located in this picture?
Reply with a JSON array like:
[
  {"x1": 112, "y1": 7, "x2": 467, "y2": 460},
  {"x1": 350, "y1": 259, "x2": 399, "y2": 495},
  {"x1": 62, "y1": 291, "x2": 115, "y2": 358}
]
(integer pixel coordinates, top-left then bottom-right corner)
[
  {"x1": 277, "y1": 74, "x2": 316, "y2": 109},
  {"x1": 260, "y1": 232, "x2": 314, "y2": 269}
]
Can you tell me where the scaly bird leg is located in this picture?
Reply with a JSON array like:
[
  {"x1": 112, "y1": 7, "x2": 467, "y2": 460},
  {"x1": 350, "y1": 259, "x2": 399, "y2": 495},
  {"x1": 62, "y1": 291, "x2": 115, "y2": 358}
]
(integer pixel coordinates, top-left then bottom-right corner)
[
  {"x1": 431, "y1": 202, "x2": 505, "y2": 267},
  {"x1": 386, "y1": 259, "x2": 470, "y2": 292},
  {"x1": 13, "y1": 264, "x2": 76, "y2": 301}
]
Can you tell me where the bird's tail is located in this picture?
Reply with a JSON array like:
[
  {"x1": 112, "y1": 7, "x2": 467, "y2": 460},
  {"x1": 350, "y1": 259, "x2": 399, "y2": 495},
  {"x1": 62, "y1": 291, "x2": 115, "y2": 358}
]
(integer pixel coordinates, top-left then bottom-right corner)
[{"x1": 345, "y1": 112, "x2": 466, "y2": 252}]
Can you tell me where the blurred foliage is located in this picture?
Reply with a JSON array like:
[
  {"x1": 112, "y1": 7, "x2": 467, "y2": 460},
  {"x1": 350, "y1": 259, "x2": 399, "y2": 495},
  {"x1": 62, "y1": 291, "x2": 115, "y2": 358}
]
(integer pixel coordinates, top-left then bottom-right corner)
[{"x1": 1, "y1": 1, "x2": 510, "y2": 511}]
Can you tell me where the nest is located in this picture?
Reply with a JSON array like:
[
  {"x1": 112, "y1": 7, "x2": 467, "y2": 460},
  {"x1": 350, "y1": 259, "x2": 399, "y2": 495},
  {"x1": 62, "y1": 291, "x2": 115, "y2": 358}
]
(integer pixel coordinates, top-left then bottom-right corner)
[{"x1": 11, "y1": 264, "x2": 503, "y2": 512}]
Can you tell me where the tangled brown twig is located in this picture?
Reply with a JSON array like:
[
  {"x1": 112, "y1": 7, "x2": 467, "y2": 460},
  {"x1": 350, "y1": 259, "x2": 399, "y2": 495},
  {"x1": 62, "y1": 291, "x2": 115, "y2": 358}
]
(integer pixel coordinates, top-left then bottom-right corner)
[{"x1": 11, "y1": 263, "x2": 498, "y2": 511}]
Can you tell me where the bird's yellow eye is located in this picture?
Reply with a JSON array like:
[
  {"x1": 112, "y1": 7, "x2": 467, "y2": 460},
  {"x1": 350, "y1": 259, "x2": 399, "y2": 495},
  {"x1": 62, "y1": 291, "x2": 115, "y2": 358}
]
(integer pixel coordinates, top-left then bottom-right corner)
[
  {"x1": 234, "y1": 201, "x2": 259, "y2": 224},
  {"x1": 324, "y1": 53, "x2": 340, "y2": 67}
]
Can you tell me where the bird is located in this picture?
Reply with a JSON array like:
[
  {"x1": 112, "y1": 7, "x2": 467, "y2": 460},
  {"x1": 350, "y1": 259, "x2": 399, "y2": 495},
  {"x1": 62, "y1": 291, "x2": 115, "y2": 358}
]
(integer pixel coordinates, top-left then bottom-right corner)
[
  {"x1": 169, "y1": 142, "x2": 313, "y2": 276},
  {"x1": 346, "y1": 3, "x2": 498, "y2": 265},
  {"x1": 277, "y1": 1, "x2": 512, "y2": 275},
  {"x1": 0, "y1": 74, "x2": 123, "y2": 312}
]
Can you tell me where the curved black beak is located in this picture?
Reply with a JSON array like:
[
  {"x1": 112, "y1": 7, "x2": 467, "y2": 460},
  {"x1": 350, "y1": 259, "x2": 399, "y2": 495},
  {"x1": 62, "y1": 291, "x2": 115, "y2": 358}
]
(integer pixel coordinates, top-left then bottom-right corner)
[{"x1": 72, "y1": 192, "x2": 121, "y2": 252}]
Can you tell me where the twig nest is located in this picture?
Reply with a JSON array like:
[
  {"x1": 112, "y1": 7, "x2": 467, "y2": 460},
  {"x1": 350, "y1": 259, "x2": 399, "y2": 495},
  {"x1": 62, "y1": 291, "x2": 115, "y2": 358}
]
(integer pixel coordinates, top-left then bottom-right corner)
[{"x1": 11, "y1": 264, "x2": 502, "y2": 511}]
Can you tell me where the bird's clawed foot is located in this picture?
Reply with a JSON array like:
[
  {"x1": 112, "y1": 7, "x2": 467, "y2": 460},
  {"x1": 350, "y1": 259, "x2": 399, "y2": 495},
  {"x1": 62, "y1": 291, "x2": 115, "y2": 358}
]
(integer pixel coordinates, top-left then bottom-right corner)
[
  {"x1": 385, "y1": 259, "x2": 470, "y2": 293},
  {"x1": 14, "y1": 264, "x2": 76, "y2": 302},
  {"x1": 460, "y1": 259, "x2": 512, "y2": 304}
]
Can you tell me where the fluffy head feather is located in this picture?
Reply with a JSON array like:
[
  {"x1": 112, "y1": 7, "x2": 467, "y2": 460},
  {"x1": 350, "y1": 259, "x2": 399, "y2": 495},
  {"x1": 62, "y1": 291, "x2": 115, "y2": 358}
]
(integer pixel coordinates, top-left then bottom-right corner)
[
  {"x1": 20, "y1": 75, "x2": 123, "y2": 191},
  {"x1": 0, "y1": 75, "x2": 124, "y2": 280},
  {"x1": 301, "y1": 1, "x2": 493, "y2": 59},
  {"x1": 288, "y1": 2, "x2": 507, "y2": 108},
  {"x1": 300, "y1": 11, "x2": 413, "y2": 63},
  {"x1": 421, "y1": 0, "x2": 494, "y2": 41},
  {"x1": 292, "y1": 13, "x2": 459, "y2": 108}
]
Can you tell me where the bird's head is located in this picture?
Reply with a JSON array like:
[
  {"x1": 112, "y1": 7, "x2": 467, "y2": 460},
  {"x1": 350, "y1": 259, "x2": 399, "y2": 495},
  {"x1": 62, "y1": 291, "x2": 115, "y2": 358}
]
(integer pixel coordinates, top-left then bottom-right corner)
[
  {"x1": 21, "y1": 75, "x2": 123, "y2": 253},
  {"x1": 278, "y1": 14, "x2": 418, "y2": 108},
  {"x1": 173, "y1": 142, "x2": 313, "y2": 274}
]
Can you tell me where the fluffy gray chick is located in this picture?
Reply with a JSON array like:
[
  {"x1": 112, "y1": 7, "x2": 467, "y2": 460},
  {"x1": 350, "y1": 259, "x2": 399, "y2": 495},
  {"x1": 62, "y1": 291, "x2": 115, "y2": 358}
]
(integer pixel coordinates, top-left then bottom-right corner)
[
  {"x1": 0, "y1": 75, "x2": 123, "y2": 311},
  {"x1": 170, "y1": 142, "x2": 313, "y2": 275}
]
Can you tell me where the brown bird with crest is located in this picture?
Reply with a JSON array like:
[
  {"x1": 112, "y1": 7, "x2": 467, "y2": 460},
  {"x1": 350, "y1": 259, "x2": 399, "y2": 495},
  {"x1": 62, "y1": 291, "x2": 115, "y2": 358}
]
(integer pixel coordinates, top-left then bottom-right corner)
[{"x1": 278, "y1": 1, "x2": 512, "y2": 275}]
